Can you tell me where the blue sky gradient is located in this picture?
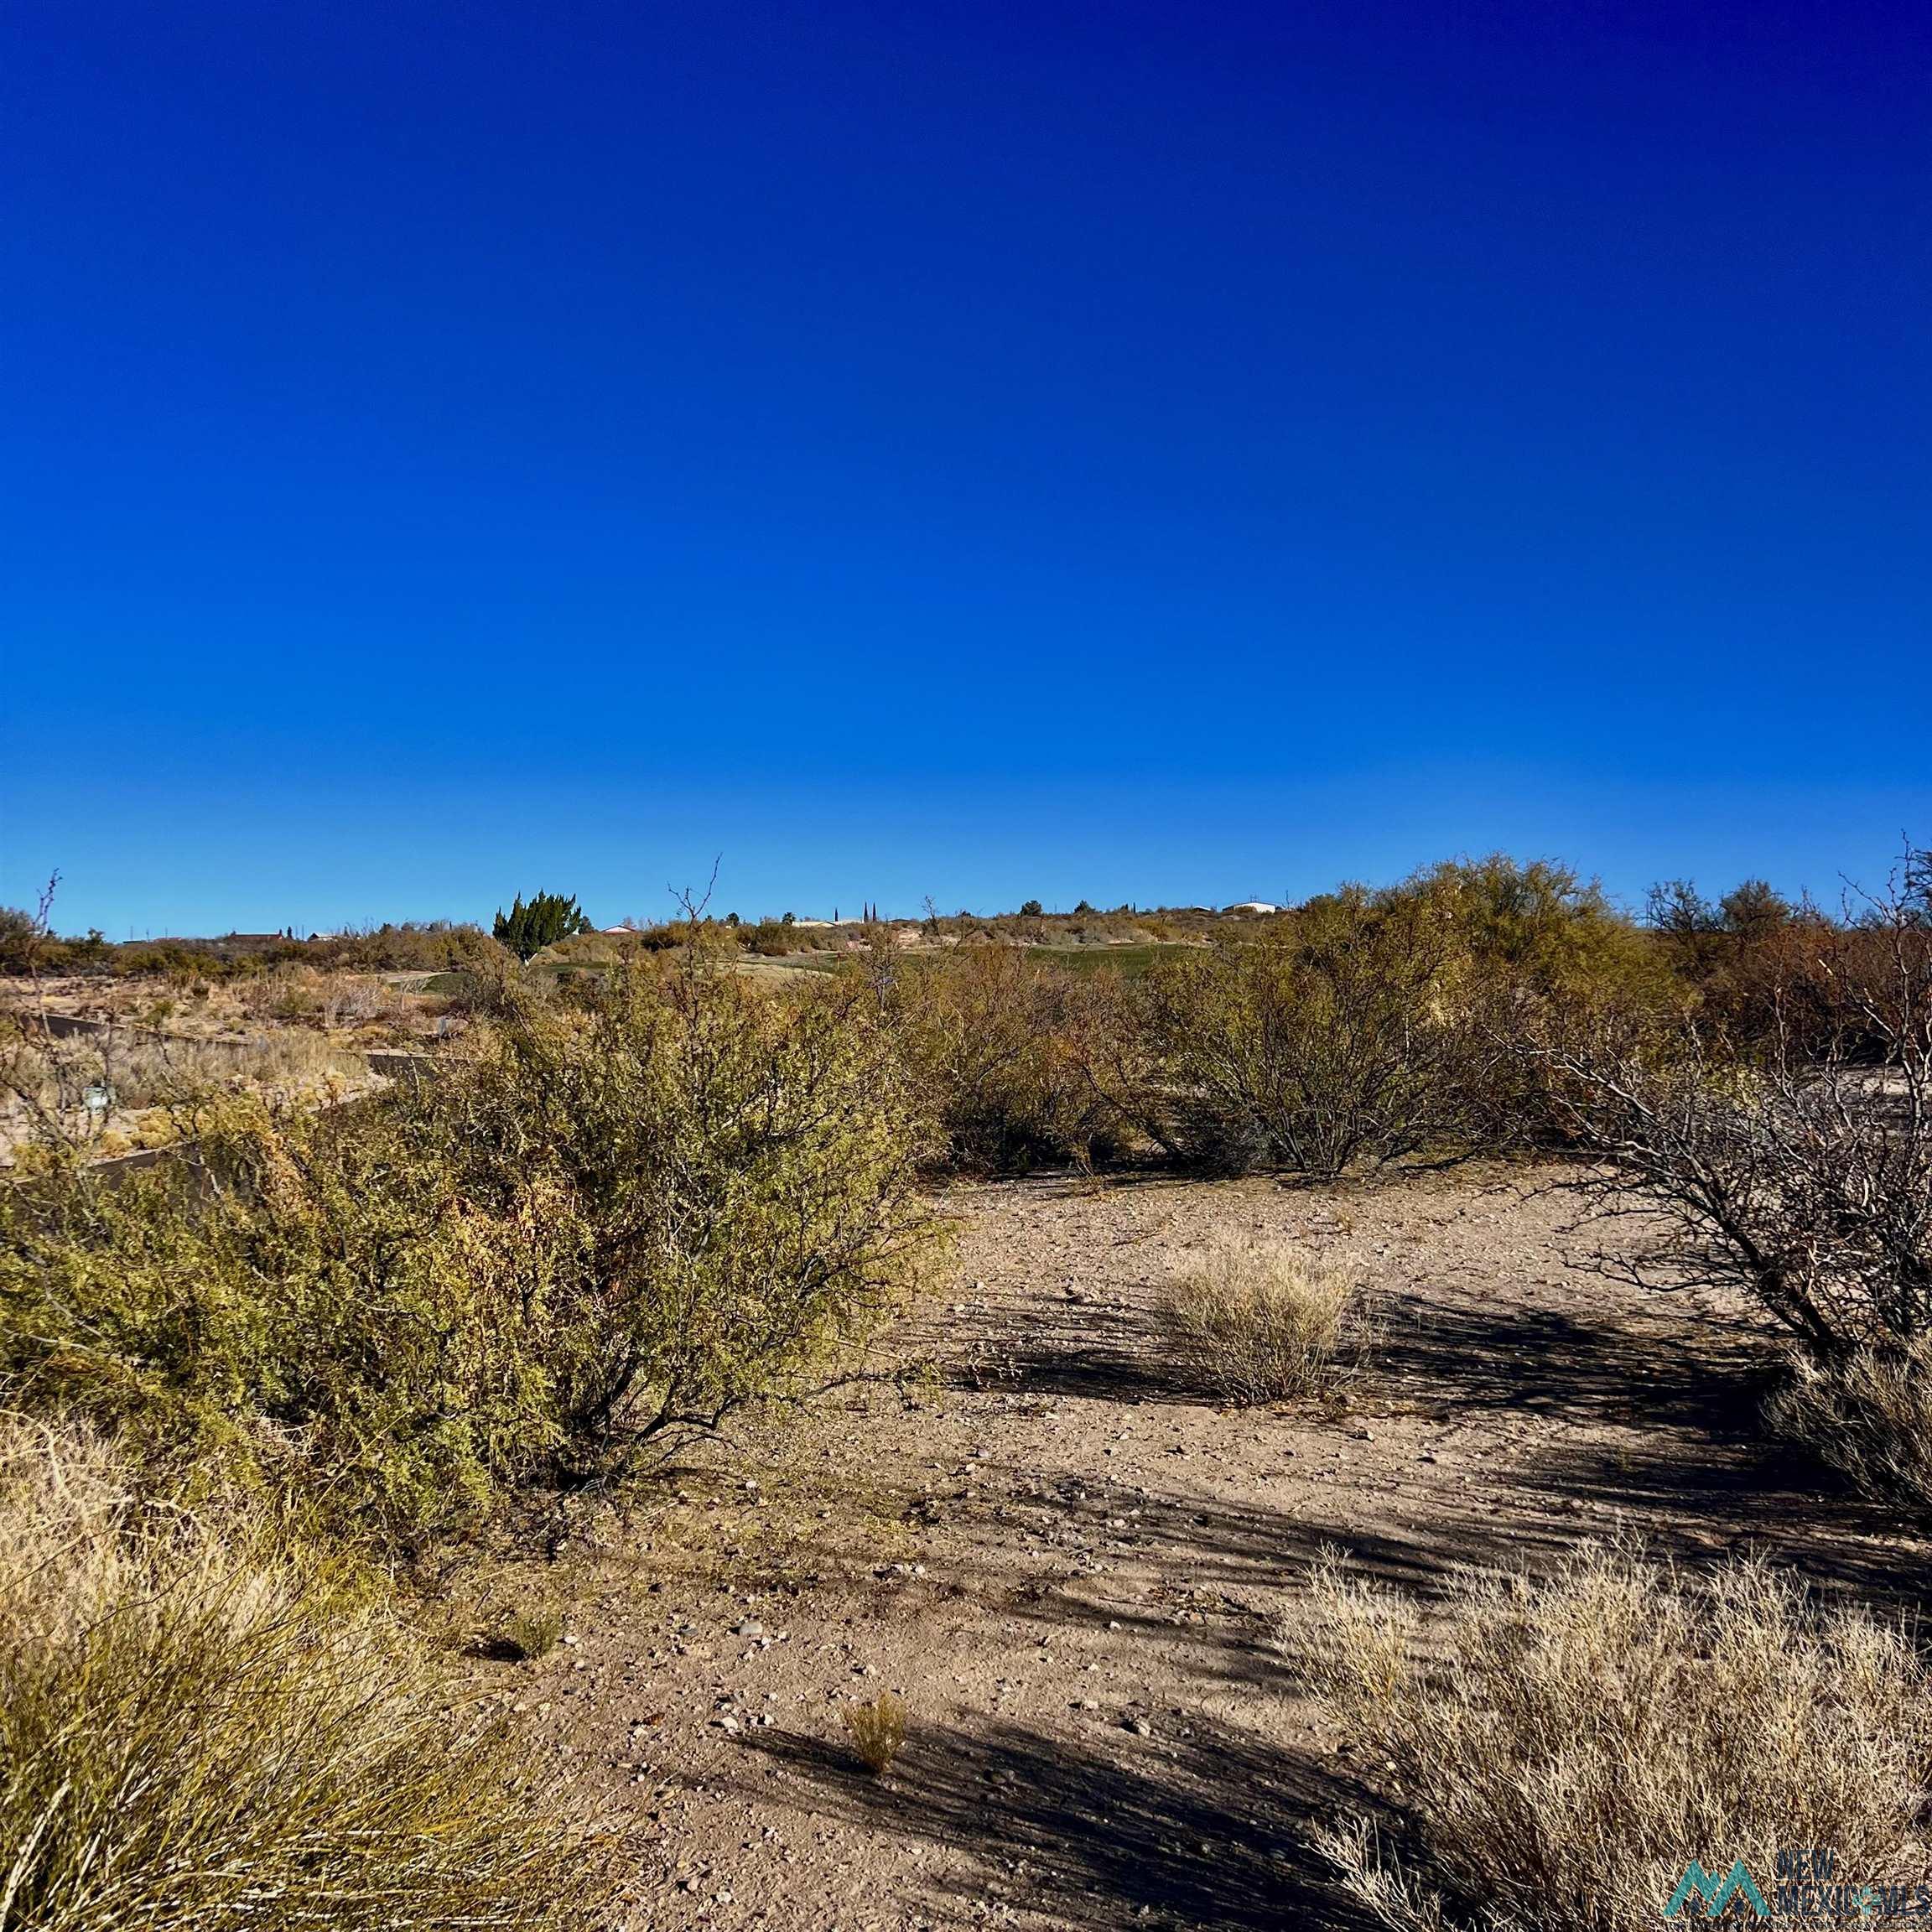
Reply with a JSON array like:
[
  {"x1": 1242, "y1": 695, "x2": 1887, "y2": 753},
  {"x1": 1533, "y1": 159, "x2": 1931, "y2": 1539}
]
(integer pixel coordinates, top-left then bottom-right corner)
[{"x1": 3, "y1": 1, "x2": 1926, "y2": 932}]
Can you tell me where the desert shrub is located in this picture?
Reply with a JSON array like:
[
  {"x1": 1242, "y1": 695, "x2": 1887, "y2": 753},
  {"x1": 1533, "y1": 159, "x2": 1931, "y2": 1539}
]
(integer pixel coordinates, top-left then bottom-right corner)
[
  {"x1": 80, "y1": 923, "x2": 501, "y2": 979},
  {"x1": 1, "y1": 1016, "x2": 367, "y2": 1150},
  {"x1": 321, "y1": 921, "x2": 506, "y2": 975},
  {"x1": 0, "y1": 905, "x2": 40, "y2": 974},
  {"x1": 1371, "y1": 857, "x2": 1688, "y2": 1154},
  {"x1": 1301, "y1": 1543, "x2": 1932, "y2": 1930},
  {"x1": 501, "y1": 1604, "x2": 566, "y2": 1662},
  {"x1": 1528, "y1": 886, "x2": 1932, "y2": 1367},
  {"x1": 1158, "y1": 1239, "x2": 1365, "y2": 1402},
  {"x1": 738, "y1": 916, "x2": 797, "y2": 957},
  {"x1": 1129, "y1": 891, "x2": 1493, "y2": 1176},
  {"x1": 1768, "y1": 1337, "x2": 1932, "y2": 1513},
  {"x1": 880, "y1": 944, "x2": 1124, "y2": 1172},
  {"x1": 0, "y1": 1416, "x2": 599, "y2": 1932},
  {"x1": 237, "y1": 965, "x2": 328, "y2": 1024},
  {"x1": 236, "y1": 965, "x2": 414, "y2": 1032},
  {"x1": 1644, "y1": 878, "x2": 1911, "y2": 1057},
  {"x1": 0, "y1": 954, "x2": 941, "y2": 1548},
  {"x1": 432, "y1": 954, "x2": 944, "y2": 1456},
  {"x1": 0, "y1": 1096, "x2": 577, "y2": 1544},
  {"x1": 1412, "y1": 855, "x2": 1665, "y2": 1009},
  {"x1": 841, "y1": 1691, "x2": 908, "y2": 1774}
]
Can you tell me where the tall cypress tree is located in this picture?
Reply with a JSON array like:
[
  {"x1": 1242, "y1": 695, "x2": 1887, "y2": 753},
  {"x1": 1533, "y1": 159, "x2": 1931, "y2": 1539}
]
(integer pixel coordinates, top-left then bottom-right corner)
[{"x1": 493, "y1": 891, "x2": 591, "y2": 960}]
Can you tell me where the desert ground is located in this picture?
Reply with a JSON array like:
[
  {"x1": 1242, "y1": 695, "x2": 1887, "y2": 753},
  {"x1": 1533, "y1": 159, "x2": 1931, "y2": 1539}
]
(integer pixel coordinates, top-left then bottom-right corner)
[{"x1": 469, "y1": 1166, "x2": 1929, "y2": 1931}]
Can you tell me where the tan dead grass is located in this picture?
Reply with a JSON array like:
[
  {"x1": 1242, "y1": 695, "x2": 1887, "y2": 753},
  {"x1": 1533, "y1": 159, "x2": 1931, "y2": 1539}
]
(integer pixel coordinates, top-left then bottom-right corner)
[
  {"x1": 0, "y1": 1415, "x2": 603, "y2": 1931},
  {"x1": 1157, "y1": 1237, "x2": 1367, "y2": 1403},
  {"x1": 1769, "y1": 1339, "x2": 1932, "y2": 1514},
  {"x1": 1299, "y1": 1541, "x2": 1932, "y2": 1930}
]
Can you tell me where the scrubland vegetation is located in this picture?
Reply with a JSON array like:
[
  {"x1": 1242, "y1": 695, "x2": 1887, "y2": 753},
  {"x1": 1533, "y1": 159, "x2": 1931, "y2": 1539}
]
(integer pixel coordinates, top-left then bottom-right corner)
[
  {"x1": 2, "y1": 1021, "x2": 369, "y2": 1152},
  {"x1": 0, "y1": 906, "x2": 504, "y2": 982},
  {"x1": 1, "y1": 948, "x2": 939, "y2": 1551},
  {"x1": 842, "y1": 1691, "x2": 910, "y2": 1776},
  {"x1": 870, "y1": 940, "x2": 1124, "y2": 1172},
  {"x1": 0, "y1": 1417, "x2": 597, "y2": 1932},
  {"x1": 0, "y1": 938, "x2": 941, "y2": 1924},
  {"x1": 1301, "y1": 1542, "x2": 1932, "y2": 1929},
  {"x1": 3, "y1": 848, "x2": 1929, "y2": 1925}
]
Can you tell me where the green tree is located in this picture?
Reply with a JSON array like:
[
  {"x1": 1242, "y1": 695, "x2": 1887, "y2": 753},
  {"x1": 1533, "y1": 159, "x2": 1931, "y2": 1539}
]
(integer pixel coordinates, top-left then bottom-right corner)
[
  {"x1": 492, "y1": 891, "x2": 591, "y2": 961},
  {"x1": 1718, "y1": 879, "x2": 1791, "y2": 941},
  {"x1": 0, "y1": 907, "x2": 39, "y2": 974}
]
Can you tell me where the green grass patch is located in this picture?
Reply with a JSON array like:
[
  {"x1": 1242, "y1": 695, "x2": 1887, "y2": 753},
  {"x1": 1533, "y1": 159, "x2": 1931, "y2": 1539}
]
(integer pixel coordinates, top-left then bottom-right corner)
[{"x1": 1022, "y1": 943, "x2": 1181, "y2": 977}]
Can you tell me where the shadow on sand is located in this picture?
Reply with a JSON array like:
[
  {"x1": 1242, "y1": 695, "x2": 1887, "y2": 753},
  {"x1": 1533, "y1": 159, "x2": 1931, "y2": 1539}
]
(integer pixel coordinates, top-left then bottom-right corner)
[{"x1": 734, "y1": 1711, "x2": 1377, "y2": 1930}]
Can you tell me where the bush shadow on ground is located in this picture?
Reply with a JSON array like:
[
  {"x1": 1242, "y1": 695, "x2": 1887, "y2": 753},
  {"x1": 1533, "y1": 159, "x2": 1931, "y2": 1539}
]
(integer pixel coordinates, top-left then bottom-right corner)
[
  {"x1": 939, "y1": 1296, "x2": 1221, "y2": 1406},
  {"x1": 935, "y1": 1270, "x2": 1932, "y2": 1635},
  {"x1": 737, "y1": 1711, "x2": 1377, "y2": 1931}
]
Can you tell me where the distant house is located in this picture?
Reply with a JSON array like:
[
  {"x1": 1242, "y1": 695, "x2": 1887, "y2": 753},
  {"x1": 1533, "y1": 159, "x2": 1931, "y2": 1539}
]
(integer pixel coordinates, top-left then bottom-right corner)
[
  {"x1": 600, "y1": 924, "x2": 632, "y2": 935},
  {"x1": 1224, "y1": 901, "x2": 1280, "y2": 915},
  {"x1": 789, "y1": 918, "x2": 833, "y2": 929}
]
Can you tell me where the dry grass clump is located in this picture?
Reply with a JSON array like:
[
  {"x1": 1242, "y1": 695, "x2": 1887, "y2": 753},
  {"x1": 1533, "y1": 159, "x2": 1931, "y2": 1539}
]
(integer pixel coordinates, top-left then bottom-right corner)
[
  {"x1": 841, "y1": 1692, "x2": 908, "y2": 1774},
  {"x1": 1299, "y1": 1543, "x2": 1932, "y2": 1930},
  {"x1": 0, "y1": 1416, "x2": 600, "y2": 1932},
  {"x1": 1768, "y1": 1339, "x2": 1932, "y2": 1514},
  {"x1": 1158, "y1": 1239, "x2": 1366, "y2": 1403},
  {"x1": 501, "y1": 1604, "x2": 566, "y2": 1662}
]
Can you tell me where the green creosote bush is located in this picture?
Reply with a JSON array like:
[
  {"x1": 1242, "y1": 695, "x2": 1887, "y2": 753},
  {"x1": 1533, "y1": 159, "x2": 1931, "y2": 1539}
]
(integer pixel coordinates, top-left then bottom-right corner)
[
  {"x1": 1409, "y1": 855, "x2": 1670, "y2": 1011},
  {"x1": 1094, "y1": 859, "x2": 1693, "y2": 1177},
  {"x1": 875, "y1": 943, "x2": 1124, "y2": 1173},
  {"x1": 0, "y1": 950, "x2": 945, "y2": 1550},
  {"x1": 0, "y1": 1415, "x2": 602, "y2": 1932},
  {"x1": 1130, "y1": 890, "x2": 1491, "y2": 1177}
]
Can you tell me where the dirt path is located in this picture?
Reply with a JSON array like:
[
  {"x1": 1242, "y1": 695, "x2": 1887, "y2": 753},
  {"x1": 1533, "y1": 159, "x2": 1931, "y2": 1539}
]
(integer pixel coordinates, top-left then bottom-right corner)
[{"x1": 482, "y1": 1167, "x2": 1929, "y2": 1931}]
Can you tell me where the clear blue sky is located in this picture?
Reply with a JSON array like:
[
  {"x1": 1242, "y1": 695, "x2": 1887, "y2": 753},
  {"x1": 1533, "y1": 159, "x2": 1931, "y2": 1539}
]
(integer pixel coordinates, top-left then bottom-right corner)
[{"x1": 3, "y1": 1, "x2": 1926, "y2": 935}]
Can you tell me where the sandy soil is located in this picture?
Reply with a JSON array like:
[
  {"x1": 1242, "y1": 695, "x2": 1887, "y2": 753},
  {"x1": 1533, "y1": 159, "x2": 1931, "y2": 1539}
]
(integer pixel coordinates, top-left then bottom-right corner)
[{"x1": 473, "y1": 1166, "x2": 1930, "y2": 1931}]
